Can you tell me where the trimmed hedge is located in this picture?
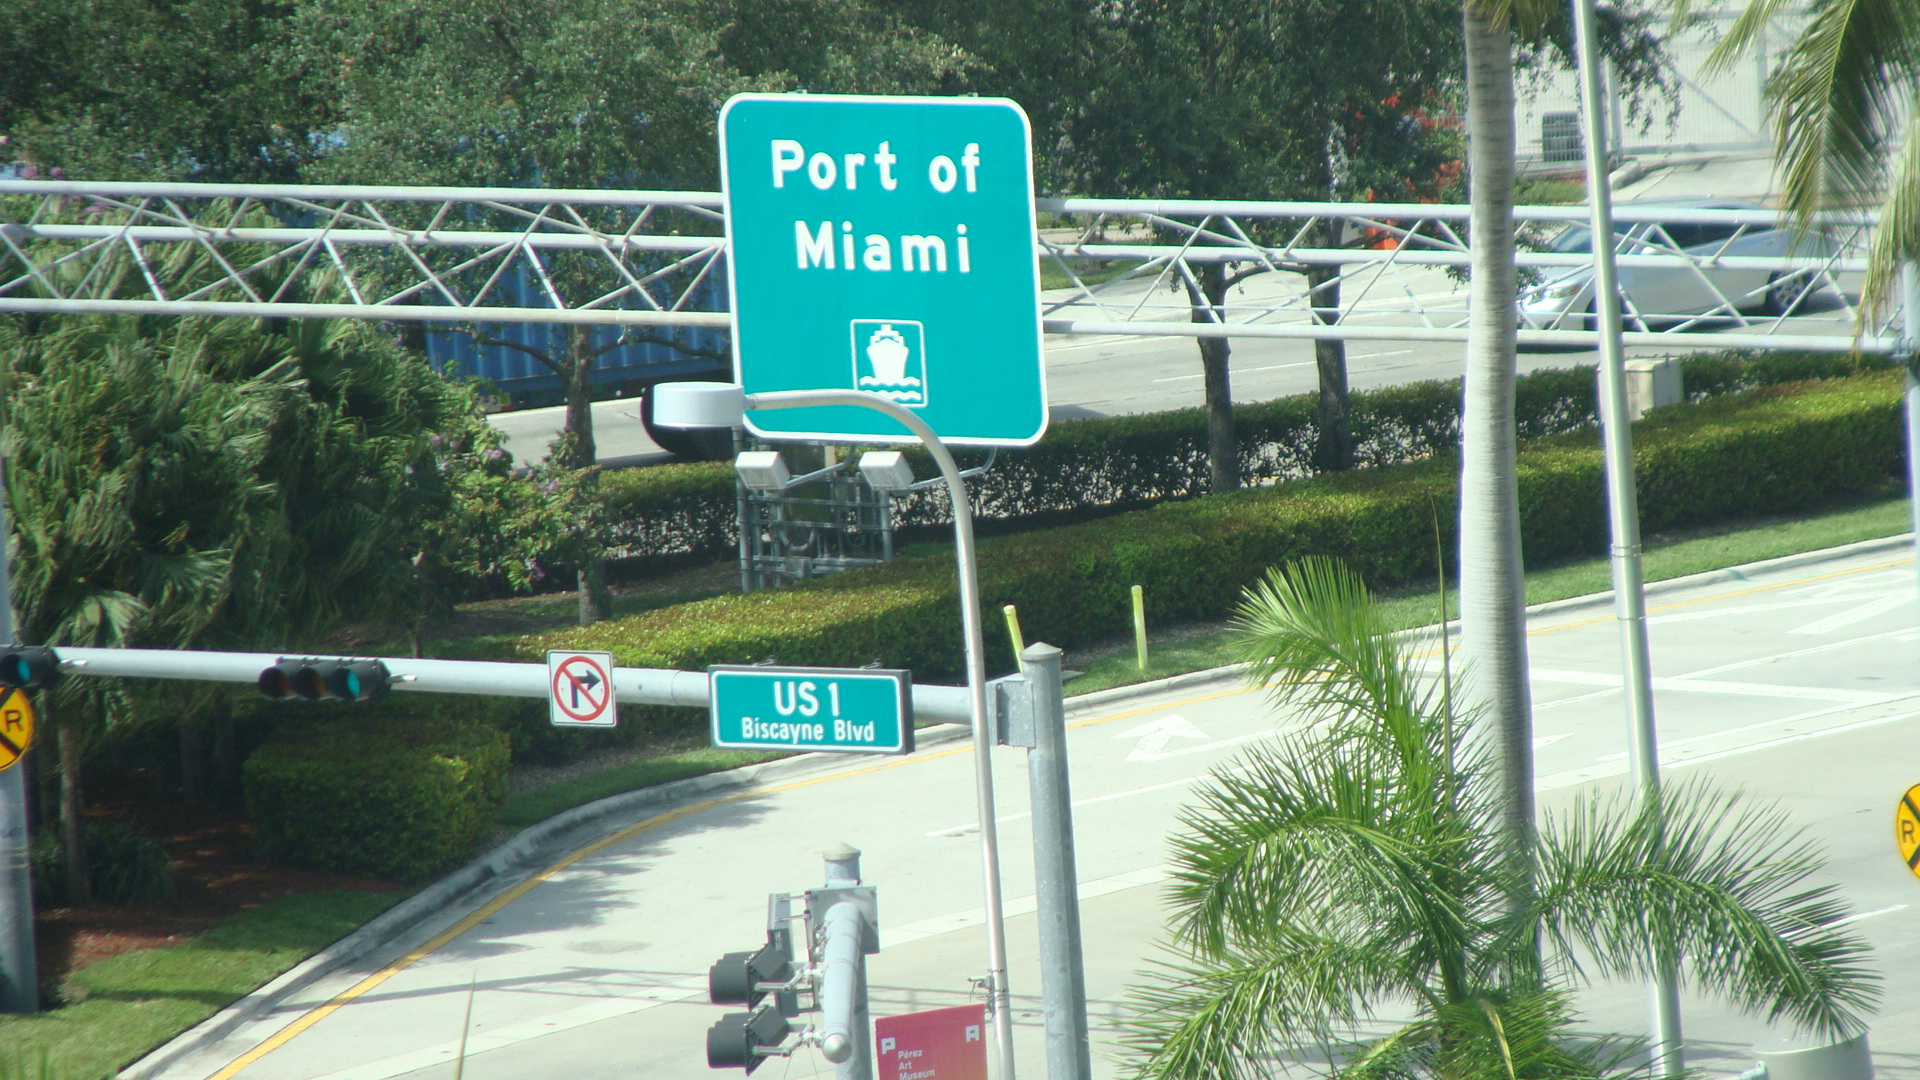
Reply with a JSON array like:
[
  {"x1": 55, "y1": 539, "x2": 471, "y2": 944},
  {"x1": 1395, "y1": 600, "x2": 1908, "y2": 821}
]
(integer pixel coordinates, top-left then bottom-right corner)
[
  {"x1": 244, "y1": 706, "x2": 510, "y2": 881},
  {"x1": 596, "y1": 350, "x2": 1891, "y2": 559},
  {"x1": 500, "y1": 370, "x2": 1906, "y2": 737}
]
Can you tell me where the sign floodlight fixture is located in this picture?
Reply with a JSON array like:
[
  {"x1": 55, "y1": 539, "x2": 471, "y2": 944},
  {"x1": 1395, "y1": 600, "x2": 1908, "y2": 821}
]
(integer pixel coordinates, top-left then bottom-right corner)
[
  {"x1": 0, "y1": 647, "x2": 60, "y2": 691},
  {"x1": 733, "y1": 451, "x2": 792, "y2": 493},
  {"x1": 856, "y1": 450, "x2": 915, "y2": 492}
]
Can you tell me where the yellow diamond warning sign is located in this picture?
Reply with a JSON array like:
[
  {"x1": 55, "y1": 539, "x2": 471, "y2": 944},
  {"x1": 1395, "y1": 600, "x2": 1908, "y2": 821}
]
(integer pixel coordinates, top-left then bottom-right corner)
[
  {"x1": 0, "y1": 688, "x2": 34, "y2": 772},
  {"x1": 1899, "y1": 784, "x2": 1920, "y2": 880}
]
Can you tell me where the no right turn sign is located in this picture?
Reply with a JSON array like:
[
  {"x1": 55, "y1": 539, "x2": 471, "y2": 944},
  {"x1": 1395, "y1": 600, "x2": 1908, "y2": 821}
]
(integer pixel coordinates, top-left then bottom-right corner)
[{"x1": 548, "y1": 651, "x2": 618, "y2": 728}]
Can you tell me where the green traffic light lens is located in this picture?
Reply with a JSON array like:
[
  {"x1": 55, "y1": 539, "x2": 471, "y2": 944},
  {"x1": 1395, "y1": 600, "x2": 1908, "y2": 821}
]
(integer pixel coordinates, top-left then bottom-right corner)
[{"x1": 341, "y1": 670, "x2": 361, "y2": 697}]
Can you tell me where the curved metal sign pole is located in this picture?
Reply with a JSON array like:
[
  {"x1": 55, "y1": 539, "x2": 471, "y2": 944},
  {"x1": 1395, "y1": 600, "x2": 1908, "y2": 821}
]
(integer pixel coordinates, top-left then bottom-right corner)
[{"x1": 746, "y1": 389, "x2": 1016, "y2": 1080}]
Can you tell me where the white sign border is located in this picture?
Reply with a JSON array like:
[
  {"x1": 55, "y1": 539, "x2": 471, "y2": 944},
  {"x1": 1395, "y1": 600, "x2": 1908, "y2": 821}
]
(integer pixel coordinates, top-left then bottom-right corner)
[
  {"x1": 548, "y1": 650, "x2": 619, "y2": 728},
  {"x1": 707, "y1": 664, "x2": 915, "y2": 755},
  {"x1": 718, "y1": 92, "x2": 1048, "y2": 448}
]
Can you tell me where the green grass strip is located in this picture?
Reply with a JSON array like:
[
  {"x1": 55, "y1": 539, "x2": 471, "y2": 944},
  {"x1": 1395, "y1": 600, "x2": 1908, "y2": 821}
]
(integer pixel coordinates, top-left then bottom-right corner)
[
  {"x1": 494, "y1": 747, "x2": 781, "y2": 828},
  {"x1": 0, "y1": 892, "x2": 398, "y2": 1080}
]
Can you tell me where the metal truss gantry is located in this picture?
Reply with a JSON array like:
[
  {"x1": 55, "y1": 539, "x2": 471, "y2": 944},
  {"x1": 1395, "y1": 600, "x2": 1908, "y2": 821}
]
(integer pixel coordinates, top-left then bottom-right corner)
[{"x1": 0, "y1": 180, "x2": 1898, "y2": 354}]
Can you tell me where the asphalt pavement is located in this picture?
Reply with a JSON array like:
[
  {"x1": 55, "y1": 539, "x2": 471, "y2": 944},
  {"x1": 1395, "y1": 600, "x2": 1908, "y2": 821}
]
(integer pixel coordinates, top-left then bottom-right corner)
[{"x1": 127, "y1": 534, "x2": 1920, "y2": 1080}]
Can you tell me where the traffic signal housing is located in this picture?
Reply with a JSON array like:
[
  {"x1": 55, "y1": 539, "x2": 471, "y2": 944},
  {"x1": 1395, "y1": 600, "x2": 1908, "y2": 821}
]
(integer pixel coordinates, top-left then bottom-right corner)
[
  {"x1": 706, "y1": 1006, "x2": 790, "y2": 1074},
  {"x1": 0, "y1": 647, "x2": 60, "y2": 691},
  {"x1": 708, "y1": 939, "x2": 791, "y2": 1008},
  {"x1": 258, "y1": 658, "x2": 391, "y2": 703}
]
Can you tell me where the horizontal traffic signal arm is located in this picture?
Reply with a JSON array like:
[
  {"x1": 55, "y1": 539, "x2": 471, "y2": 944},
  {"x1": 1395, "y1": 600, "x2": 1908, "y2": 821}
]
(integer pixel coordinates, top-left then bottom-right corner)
[{"x1": 36, "y1": 647, "x2": 974, "y2": 720}]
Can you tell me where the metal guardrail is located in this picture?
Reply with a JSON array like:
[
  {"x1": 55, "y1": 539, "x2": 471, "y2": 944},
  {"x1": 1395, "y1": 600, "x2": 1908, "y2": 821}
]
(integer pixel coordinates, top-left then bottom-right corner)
[{"x1": 0, "y1": 180, "x2": 1898, "y2": 352}]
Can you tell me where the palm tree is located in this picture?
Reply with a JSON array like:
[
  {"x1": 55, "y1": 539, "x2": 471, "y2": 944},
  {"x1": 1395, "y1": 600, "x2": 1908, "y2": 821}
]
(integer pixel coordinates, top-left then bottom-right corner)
[
  {"x1": 1684, "y1": 0, "x2": 1920, "y2": 312},
  {"x1": 1122, "y1": 558, "x2": 1879, "y2": 1080},
  {"x1": 1457, "y1": 0, "x2": 1542, "y2": 913}
]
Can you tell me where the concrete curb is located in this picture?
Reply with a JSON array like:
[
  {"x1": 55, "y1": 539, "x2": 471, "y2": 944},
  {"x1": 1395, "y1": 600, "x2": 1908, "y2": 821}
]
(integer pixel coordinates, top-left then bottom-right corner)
[
  {"x1": 121, "y1": 530, "x2": 1917, "y2": 1079},
  {"x1": 118, "y1": 722, "x2": 977, "y2": 1080}
]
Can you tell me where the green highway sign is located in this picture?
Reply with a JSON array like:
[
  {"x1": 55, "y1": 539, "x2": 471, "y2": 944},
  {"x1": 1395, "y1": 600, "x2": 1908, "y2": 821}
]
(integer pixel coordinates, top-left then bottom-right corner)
[
  {"x1": 719, "y1": 93, "x2": 1046, "y2": 446},
  {"x1": 709, "y1": 665, "x2": 914, "y2": 755}
]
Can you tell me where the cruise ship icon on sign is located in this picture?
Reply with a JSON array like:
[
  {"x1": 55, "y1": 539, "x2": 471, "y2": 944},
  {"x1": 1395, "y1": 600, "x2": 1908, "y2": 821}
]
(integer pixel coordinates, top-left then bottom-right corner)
[{"x1": 852, "y1": 320, "x2": 927, "y2": 406}]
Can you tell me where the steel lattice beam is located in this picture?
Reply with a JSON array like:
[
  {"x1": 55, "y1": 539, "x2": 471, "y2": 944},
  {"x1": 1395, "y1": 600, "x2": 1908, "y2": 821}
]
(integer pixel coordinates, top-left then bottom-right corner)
[{"x1": 0, "y1": 180, "x2": 1898, "y2": 352}]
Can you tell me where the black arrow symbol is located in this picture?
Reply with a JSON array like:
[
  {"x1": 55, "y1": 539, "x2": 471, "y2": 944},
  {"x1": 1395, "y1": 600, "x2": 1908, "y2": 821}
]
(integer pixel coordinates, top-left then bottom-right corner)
[{"x1": 567, "y1": 667, "x2": 603, "y2": 710}]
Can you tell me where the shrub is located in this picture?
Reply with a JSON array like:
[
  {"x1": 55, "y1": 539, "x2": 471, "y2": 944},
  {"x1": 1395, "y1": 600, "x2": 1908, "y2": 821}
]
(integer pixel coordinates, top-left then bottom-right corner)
[
  {"x1": 594, "y1": 349, "x2": 1876, "y2": 559},
  {"x1": 31, "y1": 823, "x2": 175, "y2": 907},
  {"x1": 243, "y1": 708, "x2": 509, "y2": 881},
  {"x1": 497, "y1": 371, "x2": 1904, "y2": 738}
]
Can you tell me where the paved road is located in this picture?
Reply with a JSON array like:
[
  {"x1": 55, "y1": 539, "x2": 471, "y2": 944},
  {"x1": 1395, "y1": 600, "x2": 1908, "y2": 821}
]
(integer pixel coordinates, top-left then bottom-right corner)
[{"x1": 144, "y1": 538, "x2": 1920, "y2": 1080}]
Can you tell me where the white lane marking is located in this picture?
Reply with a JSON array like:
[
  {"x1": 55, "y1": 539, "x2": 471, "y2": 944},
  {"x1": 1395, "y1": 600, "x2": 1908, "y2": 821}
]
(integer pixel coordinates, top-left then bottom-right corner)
[
  {"x1": 1534, "y1": 734, "x2": 1572, "y2": 749},
  {"x1": 1537, "y1": 707, "x2": 1919, "y2": 791},
  {"x1": 305, "y1": 977, "x2": 708, "y2": 1080},
  {"x1": 927, "y1": 754, "x2": 1272, "y2": 838},
  {"x1": 1588, "y1": 695, "x2": 1917, "y2": 763},
  {"x1": 1825, "y1": 904, "x2": 1908, "y2": 928},
  {"x1": 1151, "y1": 360, "x2": 1321, "y2": 383},
  {"x1": 1350, "y1": 348, "x2": 1415, "y2": 359},
  {"x1": 888, "y1": 865, "x2": 1172, "y2": 946},
  {"x1": 1115, "y1": 714, "x2": 1210, "y2": 760},
  {"x1": 1526, "y1": 667, "x2": 1893, "y2": 706},
  {"x1": 1789, "y1": 592, "x2": 1911, "y2": 635}
]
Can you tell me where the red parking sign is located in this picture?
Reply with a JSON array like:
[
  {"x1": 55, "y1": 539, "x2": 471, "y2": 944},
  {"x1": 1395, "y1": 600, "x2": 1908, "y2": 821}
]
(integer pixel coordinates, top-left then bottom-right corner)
[{"x1": 874, "y1": 1004, "x2": 987, "y2": 1080}]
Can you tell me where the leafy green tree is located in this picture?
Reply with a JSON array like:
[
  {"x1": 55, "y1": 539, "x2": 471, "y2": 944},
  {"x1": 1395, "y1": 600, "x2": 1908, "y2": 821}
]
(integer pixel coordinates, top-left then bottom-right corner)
[
  {"x1": 1124, "y1": 559, "x2": 1878, "y2": 1079},
  {"x1": 0, "y1": 0, "x2": 330, "y2": 181},
  {"x1": 1062, "y1": 0, "x2": 1465, "y2": 489},
  {"x1": 2, "y1": 321, "x2": 284, "y2": 901}
]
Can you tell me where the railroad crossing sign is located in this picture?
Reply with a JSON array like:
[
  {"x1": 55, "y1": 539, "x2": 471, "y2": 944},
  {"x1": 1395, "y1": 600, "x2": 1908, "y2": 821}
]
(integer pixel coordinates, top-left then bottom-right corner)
[
  {"x1": 1898, "y1": 783, "x2": 1920, "y2": 879},
  {"x1": 548, "y1": 651, "x2": 618, "y2": 728},
  {"x1": 0, "y1": 689, "x2": 31, "y2": 772},
  {"x1": 708, "y1": 665, "x2": 913, "y2": 755},
  {"x1": 719, "y1": 93, "x2": 1047, "y2": 446}
]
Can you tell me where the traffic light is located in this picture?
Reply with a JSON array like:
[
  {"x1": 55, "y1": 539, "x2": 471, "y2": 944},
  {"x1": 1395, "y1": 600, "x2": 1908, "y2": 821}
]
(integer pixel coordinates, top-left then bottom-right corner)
[
  {"x1": 258, "y1": 658, "x2": 391, "y2": 703},
  {"x1": 706, "y1": 1006, "x2": 790, "y2": 1074},
  {"x1": 708, "y1": 938, "x2": 792, "y2": 1008},
  {"x1": 0, "y1": 647, "x2": 60, "y2": 691},
  {"x1": 707, "y1": 895, "x2": 799, "y2": 1072}
]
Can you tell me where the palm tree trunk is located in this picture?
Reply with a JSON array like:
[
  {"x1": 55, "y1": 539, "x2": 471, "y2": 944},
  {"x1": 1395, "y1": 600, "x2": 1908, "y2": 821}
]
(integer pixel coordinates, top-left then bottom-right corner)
[
  {"x1": 56, "y1": 715, "x2": 90, "y2": 908},
  {"x1": 1307, "y1": 224, "x2": 1353, "y2": 471},
  {"x1": 1459, "y1": 1, "x2": 1538, "y2": 923},
  {"x1": 1191, "y1": 263, "x2": 1239, "y2": 492}
]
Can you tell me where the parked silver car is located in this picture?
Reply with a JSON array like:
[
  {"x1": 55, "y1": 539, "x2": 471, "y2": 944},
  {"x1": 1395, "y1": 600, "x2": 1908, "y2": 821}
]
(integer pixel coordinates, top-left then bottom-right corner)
[{"x1": 1517, "y1": 199, "x2": 1835, "y2": 332}]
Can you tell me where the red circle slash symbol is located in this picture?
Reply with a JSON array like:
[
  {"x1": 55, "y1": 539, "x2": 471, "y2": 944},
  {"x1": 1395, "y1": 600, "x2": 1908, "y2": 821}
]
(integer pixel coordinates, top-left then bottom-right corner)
[{"x1": 552, "y1": 656, "x2": 611, "y2": 722}]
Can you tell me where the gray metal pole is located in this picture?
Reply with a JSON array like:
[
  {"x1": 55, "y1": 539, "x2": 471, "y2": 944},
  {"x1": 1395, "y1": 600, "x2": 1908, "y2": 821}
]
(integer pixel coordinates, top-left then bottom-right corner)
[
  {"x1": 0, "y1": 451, "x2": 38, "y2": 1013},
  {"x1": 1902, "y1": 265, "x2": 1920, "y2": 612},
  {"x1": 1571, "y1": 0, "x2": 1683, "y2": 1072},
  {"x1": 819, "y1": 845, "x2": 872, "y2": 1080},
  {"x1": 747, "y1": 390, "x2": 1015, "y2": 1080},
  {"x1": 1020, "y1": 644, "x2": 1090, "y2": 1080}
]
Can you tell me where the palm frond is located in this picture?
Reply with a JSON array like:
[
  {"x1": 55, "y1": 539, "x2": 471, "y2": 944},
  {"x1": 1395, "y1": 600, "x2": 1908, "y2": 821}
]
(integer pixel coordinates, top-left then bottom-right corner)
[
  {"x1": 1123, "y1": 941, "x2": 1415, "y2": 1080},
  {"x1": 1534, "y1": 778, "x2": 1879, "y2": 1040}
]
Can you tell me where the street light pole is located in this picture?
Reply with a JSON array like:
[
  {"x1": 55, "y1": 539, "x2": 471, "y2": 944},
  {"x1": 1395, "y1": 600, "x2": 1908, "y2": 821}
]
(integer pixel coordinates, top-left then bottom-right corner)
[
  {"x1": 1570, "y1": 0, "x2": 1683, "y2": 1072},
  {"x1": 655, "y1": 383, "x2": 1017, "y2": 1080}
]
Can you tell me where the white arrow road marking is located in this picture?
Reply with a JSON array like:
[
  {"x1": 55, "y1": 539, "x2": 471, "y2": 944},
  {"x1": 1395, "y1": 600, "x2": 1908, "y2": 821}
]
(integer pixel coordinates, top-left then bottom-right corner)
[{"x1": 1114, "y1": 714, "x2": 1210, "y2": 761}]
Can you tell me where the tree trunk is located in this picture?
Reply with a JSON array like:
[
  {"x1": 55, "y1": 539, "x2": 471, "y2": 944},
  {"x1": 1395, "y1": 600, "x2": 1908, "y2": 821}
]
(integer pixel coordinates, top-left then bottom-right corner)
[
  {"x1": 211, "y1": 698, "x2": 239, "y2": 810},
  {"x1": 1306, "y1": 223, "x2": 1353, "y2": 471},
  {"x1": 179, "y1": 707, "x2": 207, "y2": 804},
  {"x1": 56, "y1": 716, "x2": 89, "y2": 908},
  {"x1": 576, "y1": 561, "x2": 611, "y2": 625},
  {"x1": 561, "y1": 326, "x2": 598, "y2": 470},
  {"x1": 1190, "y1": 262, "x2": 1239, "y2": 492},
  {"x1": 1459, "y1": 1, "x2": 1538, "y2": 927}
]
